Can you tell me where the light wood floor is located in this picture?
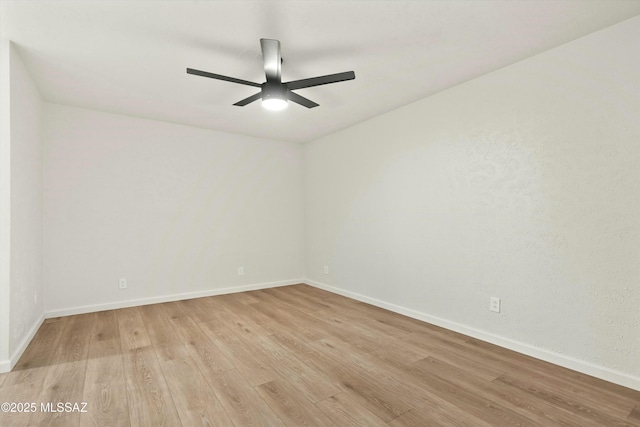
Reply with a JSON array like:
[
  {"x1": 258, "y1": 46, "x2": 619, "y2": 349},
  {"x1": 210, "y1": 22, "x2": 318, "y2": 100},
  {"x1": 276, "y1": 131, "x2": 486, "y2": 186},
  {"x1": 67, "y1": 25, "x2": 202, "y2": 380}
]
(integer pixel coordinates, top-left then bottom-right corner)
[{"x1": 0, "y1": 284, "x2": 638, "y2": 426}]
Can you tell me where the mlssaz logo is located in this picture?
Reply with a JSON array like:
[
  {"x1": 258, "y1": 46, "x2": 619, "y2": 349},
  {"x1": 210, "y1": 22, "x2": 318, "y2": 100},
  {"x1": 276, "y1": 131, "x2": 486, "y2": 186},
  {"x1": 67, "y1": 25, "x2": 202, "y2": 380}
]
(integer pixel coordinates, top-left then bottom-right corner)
[{"x1": 40, "y1": 402, "x2": 88, "y2": 413}]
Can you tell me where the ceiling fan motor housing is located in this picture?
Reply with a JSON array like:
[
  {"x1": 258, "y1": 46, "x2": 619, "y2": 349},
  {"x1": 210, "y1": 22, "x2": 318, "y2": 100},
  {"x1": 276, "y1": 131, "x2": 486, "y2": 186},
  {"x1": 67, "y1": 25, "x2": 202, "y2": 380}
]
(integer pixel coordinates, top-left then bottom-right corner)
[{"x1": 262, "y1": 83, "x2": 290, "y2": 101}]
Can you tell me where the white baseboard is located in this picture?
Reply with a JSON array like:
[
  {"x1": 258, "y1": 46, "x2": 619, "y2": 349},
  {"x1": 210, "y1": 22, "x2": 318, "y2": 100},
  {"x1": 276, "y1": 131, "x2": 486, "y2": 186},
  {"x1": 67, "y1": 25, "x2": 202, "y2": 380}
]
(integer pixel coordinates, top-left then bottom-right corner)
[
  {"x1": 45, "y1": 278, "x2": 304, "y2": 318},
  {"x1": 0, "y1": 313, "x2": 45, "y2": 374},
  {"x1": 305, "y1": 279, "x2": 640, "y2": 392}
]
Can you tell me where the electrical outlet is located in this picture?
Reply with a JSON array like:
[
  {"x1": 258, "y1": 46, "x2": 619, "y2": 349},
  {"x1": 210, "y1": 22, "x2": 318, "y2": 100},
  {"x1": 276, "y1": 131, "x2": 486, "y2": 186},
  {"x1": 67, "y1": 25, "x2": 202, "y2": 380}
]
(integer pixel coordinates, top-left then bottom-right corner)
[
  {"x1": 238, "y1": 267, "x2": 245, "y2": 276},
  {"x1": 490, "y1": 297, "x2": 501, "y2": 313},
  {"x1": 119, "y1": 278, "x2": 127, "y2": 289},
  {"x1": 323, "y1": 265, "x2": 329, "y2": 275}
]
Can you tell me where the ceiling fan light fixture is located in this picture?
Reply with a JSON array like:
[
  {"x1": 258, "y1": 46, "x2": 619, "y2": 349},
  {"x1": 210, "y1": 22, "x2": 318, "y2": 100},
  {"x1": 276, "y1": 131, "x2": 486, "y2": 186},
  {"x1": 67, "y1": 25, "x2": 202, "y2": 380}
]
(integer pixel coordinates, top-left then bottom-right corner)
[
  {"x1": 261, "y1": 83, "x2": 289, "y2": 111},
  {"x1": 262, "y1": 97, "x2": 288, "y2": 111}
]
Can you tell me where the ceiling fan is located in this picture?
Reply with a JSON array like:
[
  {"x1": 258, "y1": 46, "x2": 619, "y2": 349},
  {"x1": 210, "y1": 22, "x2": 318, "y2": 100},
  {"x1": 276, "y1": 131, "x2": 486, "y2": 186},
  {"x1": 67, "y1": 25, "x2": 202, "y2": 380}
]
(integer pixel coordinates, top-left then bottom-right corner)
[{"x1": 187, "y1": 39, "x2": 355, "y2": 111}]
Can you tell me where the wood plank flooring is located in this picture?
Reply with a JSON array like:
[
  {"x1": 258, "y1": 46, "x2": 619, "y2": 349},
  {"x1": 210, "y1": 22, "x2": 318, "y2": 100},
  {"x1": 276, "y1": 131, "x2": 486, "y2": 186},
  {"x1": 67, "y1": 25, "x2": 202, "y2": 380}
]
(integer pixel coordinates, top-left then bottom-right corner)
[{"x1": 1, "y1": 284, "x2": 638, "y2": 426}]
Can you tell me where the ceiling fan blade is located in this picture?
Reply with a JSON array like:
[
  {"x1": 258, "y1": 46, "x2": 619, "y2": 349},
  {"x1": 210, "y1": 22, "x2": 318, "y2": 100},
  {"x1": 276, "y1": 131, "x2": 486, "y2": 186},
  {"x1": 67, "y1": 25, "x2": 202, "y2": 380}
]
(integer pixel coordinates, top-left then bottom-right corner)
[
  {"x1": 260, "y1": 39, "x2": 282, "y2": 83},
  {"x1": 187, "y1": 68, "x2": 261, "y2": 88},
  {"x1": 285, "y1": 71, "x2": 355, "y2": 91},
  {"x1": 288, "y1": 91, "x2": 319, "y2": 108},
  {"x1": 233, "y1": 92, "x2": 263, "y2": 106}
]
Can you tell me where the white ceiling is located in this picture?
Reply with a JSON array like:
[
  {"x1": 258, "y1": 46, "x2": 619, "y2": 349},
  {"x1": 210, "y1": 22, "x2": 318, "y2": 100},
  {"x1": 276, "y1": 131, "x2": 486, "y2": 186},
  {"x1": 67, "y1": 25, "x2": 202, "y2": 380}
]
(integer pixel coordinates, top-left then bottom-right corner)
[{"x1": 2, "y1": 1, "x2": 640, "y2": 143}]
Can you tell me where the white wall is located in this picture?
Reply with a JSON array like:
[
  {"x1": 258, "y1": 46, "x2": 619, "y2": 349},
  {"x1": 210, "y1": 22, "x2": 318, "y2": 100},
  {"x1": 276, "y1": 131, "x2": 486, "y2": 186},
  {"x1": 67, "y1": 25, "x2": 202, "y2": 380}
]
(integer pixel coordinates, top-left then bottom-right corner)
[
  {"x1": 0, "y1": 38, "x2": 11, "y2": 369},
  {"x1": 9, "y1": 43, "x2": 44, "y2": 358},
  {"x1": 43, "y1": 104, "x2": 304, "y2": 315},
  {"x1": 305, "y1": 16, "x2": 640, "y2": 387},
  {"x1": 0, "y1": 41, "x2": 45, "y2": 372}
]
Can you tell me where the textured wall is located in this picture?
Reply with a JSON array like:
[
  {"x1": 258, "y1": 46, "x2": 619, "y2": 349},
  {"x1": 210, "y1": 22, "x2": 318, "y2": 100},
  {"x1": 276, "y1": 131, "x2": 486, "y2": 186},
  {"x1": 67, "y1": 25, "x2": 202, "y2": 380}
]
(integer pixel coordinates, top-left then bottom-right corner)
[
  {"x1": 0, "y1": 38, "x2": 11, "y2": 365},
  {"x1": 305, "y1": 16, "x2": 640, "y2": 378},
  {"x1": 8, "y1": 43, "x2": 44, "y2": 358},
  {"x1": 44, "y1": 104, "x2": 304, "y2": 313}
]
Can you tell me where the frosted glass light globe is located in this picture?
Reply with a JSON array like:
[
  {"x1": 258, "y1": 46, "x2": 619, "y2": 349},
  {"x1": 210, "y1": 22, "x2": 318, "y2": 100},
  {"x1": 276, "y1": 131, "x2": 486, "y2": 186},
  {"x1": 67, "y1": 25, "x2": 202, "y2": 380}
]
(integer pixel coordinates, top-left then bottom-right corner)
[{"x1": 262, "y1": 98, "x2": 288, "y2": 111}]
